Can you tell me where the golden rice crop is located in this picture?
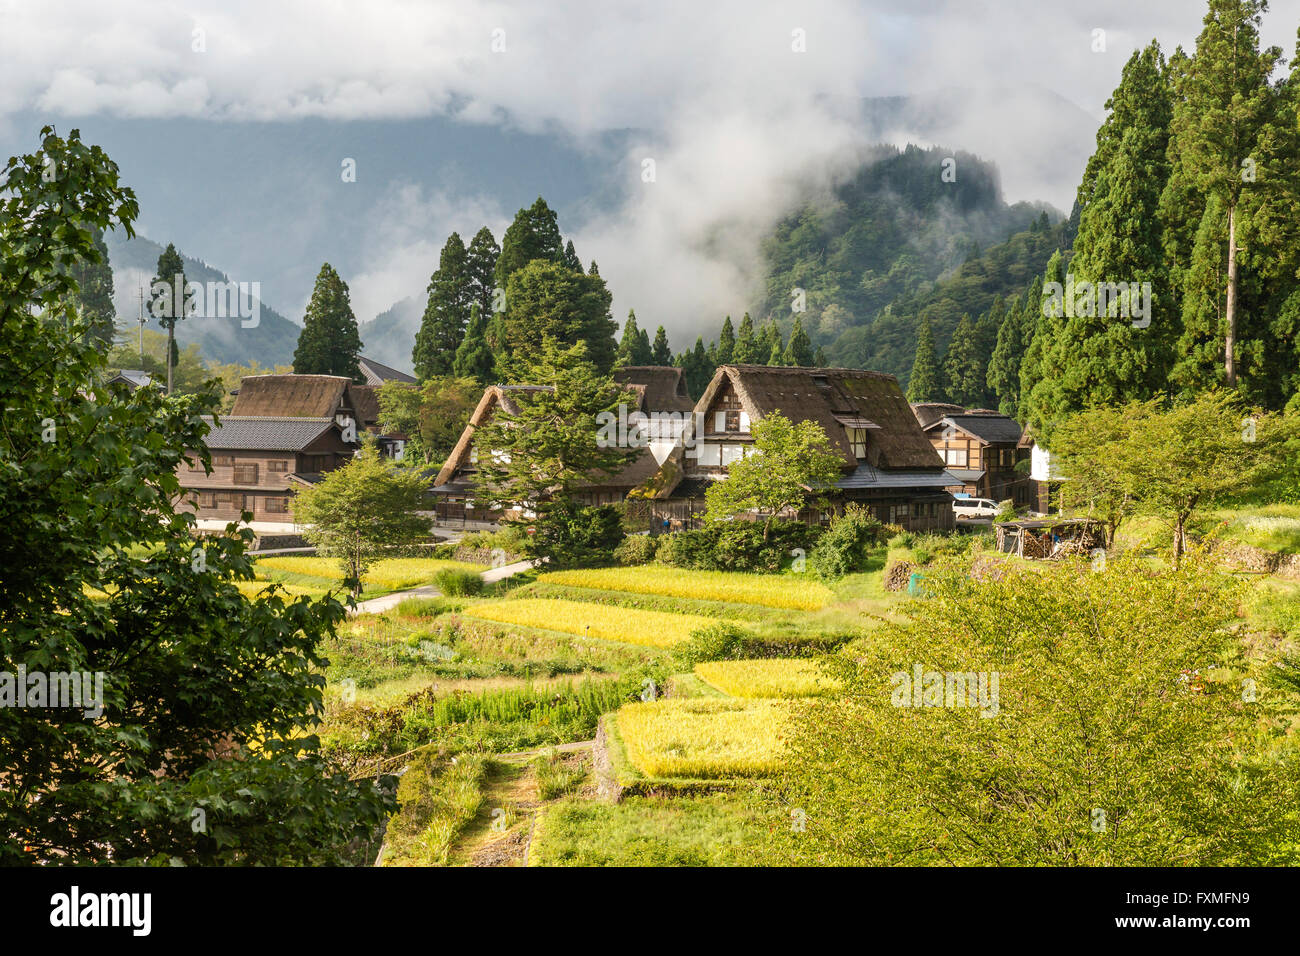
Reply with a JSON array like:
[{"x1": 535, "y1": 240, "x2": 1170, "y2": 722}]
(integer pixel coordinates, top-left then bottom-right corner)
[
  {"x1": 694, "y1": 659, "x2": 841, "y2": 698},
  {"x1": 255, "y1": 557, "x2": 483, "y2": 589},
  {"x1": 540, "y1": 566, "x2": 832, "y2": 610},
  {"x1": 615, "y1": 698, "x2": 787, "y2": 778},
  {"x1": 462, "y1": 598, "x2": 723, "y2": 648}
]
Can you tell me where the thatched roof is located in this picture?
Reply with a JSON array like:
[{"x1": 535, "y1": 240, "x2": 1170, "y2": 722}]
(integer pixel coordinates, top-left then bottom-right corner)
[
  {"x1": 351, "y1": 385, "x2": 382, "y2": 429},
  {"x1": 230, "y1": 374, "x2": 359, "y2": 419},
  {"x1": 696, "y1": 365, "x2": 944, "y2": 470},
  {"x1": 433, "y1": 382, "x2": 660, "y2": 492},
  {"x1": 613, "y1": 366, "x2": 695, "y2": 412},
  {"x1": 910, "y1": 402, "x2": 966, "y2": 428}
]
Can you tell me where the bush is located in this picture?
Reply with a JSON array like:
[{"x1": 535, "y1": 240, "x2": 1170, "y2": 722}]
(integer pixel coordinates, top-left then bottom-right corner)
[
  {"x1": 434, "y1": 568, "x2": 485, "y2": 596},
  {"x1": 394, "y1": 596, "x2": 461, "y2": 617},
  {"x1": 671, "y1": 622, "x2": 751, "y2": 669},
  {"x1": 527, "y1": 502, "x2": 625, "y2": 568},
  {"x1": 809, "y1": 504, "x2": 886, "y2": 580},
  {"x1": 656, "y1": 519, "x2": 820, "y2": 574},
  {"x1": 614, "y1": 534, "x2": 658, "y2": 566}
]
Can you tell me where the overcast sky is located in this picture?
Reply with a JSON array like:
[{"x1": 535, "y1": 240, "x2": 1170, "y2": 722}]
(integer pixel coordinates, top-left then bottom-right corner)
[{"x1": 4, "y1": 0, "x2": 1300, "y2": 339}]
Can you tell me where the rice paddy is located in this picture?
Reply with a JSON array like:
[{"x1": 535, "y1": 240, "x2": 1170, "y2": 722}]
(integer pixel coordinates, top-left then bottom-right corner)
[
  {"x1": 539, "y1": 566, "x2": 833, "y2": 611},
  {"x1": 614, "y1": 698, "x2": 788, "y2": 778},
  {"x1": 693, "y1": 658, "x2": 841, "y2": 698},
  {"x1": 461, "y1": 598, "x2": 727, "y2": 648}
]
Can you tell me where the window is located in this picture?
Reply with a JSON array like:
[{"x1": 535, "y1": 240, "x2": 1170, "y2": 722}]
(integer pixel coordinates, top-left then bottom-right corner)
[
  {"x1": 847, "y1": 427, "x2": 868, "y2": 459},
  {"x1": 264, "y1": 496, "x2": 289, "y2": 514},
  {"x1": 891, "y1": 504, "x2": 910, "y2": 524},
  {"x1": 268, "y1": 460, "x2": 289, "y2": 473},
  {"x1": 233, "y1": 463, "x2": 259, "y2": 485},
  {"x1": 199, "y1": 492, "x2": 217, "y2": 509},
  {"x1": 213, "y1": 455, "x2": 234, "y2": 468},
  {"x1": 944, "y1": 447, "x2": 967, "y2": 467},
  {"x1": 1002, "y1": 448, "x2": 1015, "y2": 468},
  {"x1": 721, "y1": 444, "x2": 745, "y2": 466}
]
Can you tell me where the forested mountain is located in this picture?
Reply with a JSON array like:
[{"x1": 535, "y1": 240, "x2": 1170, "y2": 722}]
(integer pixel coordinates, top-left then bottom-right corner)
[
  {"x1": 751, "y1": 143, "x2": 1061, "y2": 383},
  {"x1": 360, "y1": 296, "x2": 422, "y2": 375},
  {"x1": 104, "y1": 231, "x2": 302, "y2": 366}
]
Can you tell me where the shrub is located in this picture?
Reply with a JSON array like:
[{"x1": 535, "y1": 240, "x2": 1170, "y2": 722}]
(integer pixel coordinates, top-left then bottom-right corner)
[
  {"x1": 656, "y1": 519, "x2": 819, "y2": 574},
  {"x1": 394, "y1": 596, "x2": 460, "y2": 618},
  {"x1": 614, "y1": 534, "x2": 658, "y2": 566},
  {"x1": 809, "y1": 504, "x2": 886, "y2": 580},
  {"x1": 672, "y1": 622, "x2": 751, "y2": 669},
  {"x1": 435, "y1": 568, "x2": 485, "y2": 596},
  {"x1": 527, "y1": 502, "x2": 625, "y2": 568}
]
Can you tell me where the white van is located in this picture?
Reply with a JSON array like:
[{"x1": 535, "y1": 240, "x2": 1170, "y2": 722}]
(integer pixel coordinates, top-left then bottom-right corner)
[{"x1": 953, "y1": 497, "x2": 999, "y2": 521}]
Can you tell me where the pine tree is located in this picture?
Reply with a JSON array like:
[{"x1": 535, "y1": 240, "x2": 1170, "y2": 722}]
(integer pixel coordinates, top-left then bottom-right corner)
[
  {"x1": 987, "y1": 285, "x2": 1035, "y2": 417},
  {"x1": 1019, "y1": 250, "x2": 1069, "y2": 431},
  {"x1": 942, "y1": 314, "x2": 985, "y2": 407},
  {"x1": 452, "y1": 303, "x2": 495, "y2": 385},
  {"x1": 906, "y1": 316, "x2": 941, "y2": 403},
  {"x1": 681, "y1": 337, "x2": 715, "y2": 396},
  {"x1": 761, "y1": 321, "x2": 784, "y2": 365},
  {"x1": 651, "y1": 325, "x2": 672, "y2": 365},
  {"x1": 814, "y1": 346, "x2": 827, "y2": 367},
  {"x1": 293, "y1": 263, "x2": 363, "y2": 382},
  {"x1": 716, "y1": 316, "x2": 736, "y2": 364},
  {"x1": 466, "y1": 226, "x2": 500, "y2": 319},
  {"x1": 1048, "y1": 42, "x2": 1174, "y2": 412},
  {"x1": 733, "y1": 313, "x2": 760, "y2": 363},
  {"x1": 616, "y1": 310, "x2": 654, "y2": 366},
  {"x1": 149, "y1": 243, "x2": 188, "y2": 394},
  {"x1": 413, "y1": 232, "x2": 473, "y2": 381},
  {"x1": 562, "y1": 240, "x2": 582, "y2": 272},
  {"x1": 1162, "y1": 0, "x2": 1280, "y2": 390},
  {"x1": 783, "y1": 315, "x2": 814, "y2": 366},
  {"x1": 494, "y1": 197, "x2": 565, "y2": 291}
]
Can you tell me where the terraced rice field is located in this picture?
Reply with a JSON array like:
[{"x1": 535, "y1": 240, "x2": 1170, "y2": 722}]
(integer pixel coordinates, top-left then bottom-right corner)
[
  {"x1": 693, "y1": 659, "x2": 840, "y2": 698},
  {"x1": 540, "y1": 566, "x2": 833, "y2": 611},
  {"x1": 462, "y1": 598, "x2": 723, "y2": 648},
  {"x1": 615, "y1": 698, "x2": 788, "y2": 778},
  {"x1": 254, "y1": 556, "x2": 485, "y2": 592}
]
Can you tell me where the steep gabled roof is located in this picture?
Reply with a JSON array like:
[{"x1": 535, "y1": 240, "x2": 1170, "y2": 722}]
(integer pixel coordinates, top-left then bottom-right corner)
[
  {"x1": 613, "y1": 366, "x2": 695, "y2": 412},
  {"x1": 695, "y1": 365, "x2": 944, "y2": 470},
  {"x1": 358, "y1": 356, "x2": 417, "y2": 386},
  {"x1": 433, "y1": 381, "x2": 662, "y2": 491},
  {"x1": 910, "y1": 402, "x2": 966, "y2": 428},
  {"x1": 200, "y1": 416, "x2": 338, "y2": 452},
  {"x1": 351, "y1": 385, "x2": 382, "y2": 429},
  {"x1": 230, "y1": 374, "x2": 359, "y2": 419}
]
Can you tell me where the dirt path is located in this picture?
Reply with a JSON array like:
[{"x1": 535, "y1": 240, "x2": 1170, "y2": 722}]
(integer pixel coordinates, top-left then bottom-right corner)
[
  {"x1": 447, "y1": 746, "x2": 593, "y2": 867},
  {"x1": 349, "y1": 559, "x2": 537, "y2": 616}
]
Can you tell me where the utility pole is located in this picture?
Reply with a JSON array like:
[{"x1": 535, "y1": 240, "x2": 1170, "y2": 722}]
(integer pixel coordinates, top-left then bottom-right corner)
[{"x1": 137, "y1": 286, "x2": 146, "y2": 368}]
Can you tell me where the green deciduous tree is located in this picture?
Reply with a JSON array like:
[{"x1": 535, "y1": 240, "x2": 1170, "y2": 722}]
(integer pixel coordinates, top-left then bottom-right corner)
[
  {"x1": 501, "y1": 259, "x2": 618, "y2": 376},
  {"x1": 0, "y1": 127, "x2": 392, "y2": 865},
  {"x1": 776, "y1": 553, "x2": 1299, "y2": 865},
  {"x1": 292, "y1": 444, "x2": 433, "y2": 595},
  {"x1": 704, "y1": 410, "x2": 844, "y2": 539},
  {"x1": 293, "y1": 262, "x2": 363, "y2": 382}
]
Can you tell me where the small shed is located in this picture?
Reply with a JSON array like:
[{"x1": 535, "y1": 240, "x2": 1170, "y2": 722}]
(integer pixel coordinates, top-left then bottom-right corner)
[{"x1": 995, "y1": 517, "x2": 1105, "y2": 559}]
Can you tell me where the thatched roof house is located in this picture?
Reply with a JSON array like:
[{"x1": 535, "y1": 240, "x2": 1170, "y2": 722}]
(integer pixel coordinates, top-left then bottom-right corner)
[
  {"x1": 231, "y1": 374, "x2": 361, "y2": 422},
  {"x1": 646, "y1": 365, "x2": 957, "y2": 531},
  {"x1": 430, "y1": 368, "x2": 692, "y2": 519}
]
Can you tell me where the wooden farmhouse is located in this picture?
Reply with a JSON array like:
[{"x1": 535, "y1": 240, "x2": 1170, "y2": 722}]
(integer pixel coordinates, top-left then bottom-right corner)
[
  {"x1": 911, "y1": 403, "x2": 1032, "y2": 506},
  {"x1": 429, "y1": 366, "x2": 694, "y2": 523},
  {"x1": 177, "y1": 374, "x2": 365, "y2": 523},
  {"x1": 643, "y1": 365, "x2": 958, "y2": 532}
]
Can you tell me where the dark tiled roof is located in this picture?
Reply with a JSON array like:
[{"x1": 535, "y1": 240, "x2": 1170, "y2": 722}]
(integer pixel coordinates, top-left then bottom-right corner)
[
  {"x1": 944, "y1": 414, "x2": 1023, "y2": 445},
  {"x1": 834, "y1": 463, "x2": 961, "y2": 490},
  {"x1": 359, "y1": 356, "x2": 417, "y2": 386},
  {"x1": 202, "y1": 416, "x2": 336, "y2": 451},
  {"x1": 946, "y1": 468, "x2": 986, "y2": 482}
]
